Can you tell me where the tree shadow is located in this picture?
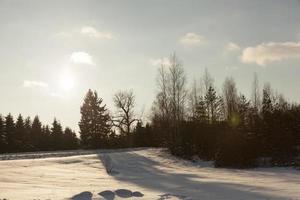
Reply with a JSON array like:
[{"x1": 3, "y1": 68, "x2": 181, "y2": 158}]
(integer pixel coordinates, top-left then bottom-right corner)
[
  {"x1": 97, "y1": 150, "x2": 291, "y2": 200},
  {"x1": 70, "y1": 191, "x2": 92, "y2": 200},
  {"x1": 70, "y1": 189, "x2": 144, "y2": 200},
  {"x1": 98, "y1": 189, "x2": 144, "y2": 199}
]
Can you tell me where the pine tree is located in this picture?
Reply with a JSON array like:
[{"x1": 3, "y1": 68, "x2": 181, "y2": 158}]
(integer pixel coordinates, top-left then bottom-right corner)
[
  {"x1": 63, "y1": 127, "x2": 78, "y2": 150},
  {"x1": 31, "y1": 116, "x2": 42, "y2": 151},
  {"x1": 23, "y1": 117, "x2": 32, "y2": 150},
  {"x1": 262, "y1": 88, "x2": 273, "y2": 120},
  {"x1": 51, "y1": 118, "x2": 64, "y2": 150},
  {"x1": 5, "y1": 113, "x2": 15, "y2": 152},
  {"x1": 41, "y1": 125, "x2": 52, "y2": 150},
  {"x1": 0, "y1": 115, "x2": 6, "y2": 152},
  {"x1": 194, "y1": 97, "x2": 208, "y2": 123},
  {"x1": 15, "y1": 114, "x2": 25, "y2": 151},
  {"x1": 205, "y1": 86, "x2": 218, "y2": 123},
  {"x1": 79, "y1": 89, "x2": 111, "y2": 148},
  {"x1": 237, "y1": 95, "x2": 250, "y2": 128}
]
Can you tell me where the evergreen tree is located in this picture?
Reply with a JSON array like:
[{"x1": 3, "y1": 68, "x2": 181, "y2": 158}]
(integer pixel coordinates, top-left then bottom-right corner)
[
  {"x1": 15, "y1": 114, "x2": 25, "y2": 151},
  {"x1": 5, "y1": 113, "x2": 15, "y2": 152},
  {"x1": 79, "y1": 89, "x2": 111, "y2": 148},
  {"x1": 0, "y1": 115, "x2": 6, "y2": 152},
  {"x1": 41, "y1": 125, "x2": 52, "y2": 150},
  {"x1": 194, "y1": 97, "x2": 208, "y2": 123},
  {"x1": 63, "y1": 127, "x2": 78, "y2": 150},
  {"x1": 23, "y1": 117, "x2": 32, "y2": 150},
  {"x1": 31, "y1": 116, "x2": 42, "y2": 150},
  {"x1": 205, "y1": 86, "x2": 218, "y2": 123},
  {"x1": 51, "y1": 118, "x2": 64, "y2": 150},
  {"x1": 262, "y1": 87, "x2": 273, "y2": 120},
  {"x1": 237, "y1": 95, "x2": 250, "y2": 128}
]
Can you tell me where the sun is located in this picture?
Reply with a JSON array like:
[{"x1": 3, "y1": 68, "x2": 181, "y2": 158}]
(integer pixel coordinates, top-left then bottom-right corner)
[{"x1": 59, "y1": 72, "x2": 75, "y2": 90}]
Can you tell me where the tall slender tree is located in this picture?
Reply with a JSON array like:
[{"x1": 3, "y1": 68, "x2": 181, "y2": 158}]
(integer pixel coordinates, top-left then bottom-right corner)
[
  {"x1": 205, "y1": 86, "x2": 218, "y2": 123},
  {"x1": 223, "y1": 77, "x2": 238, "y2": 121},
  {"x1": 5, "y1": 113, "x2": 15, "y2": 152},
  {"x1": 51, "y1": 118, "x2": 64, "y2": 150},
  {"x1": 251, "y1": 72, "x2": 261, "y2": 111},
  {"x1": 23, "y1": 117, "x2": 32, "y2": 150},
  {"x1": 0, "y1": 115, "x2": 6, "y2": 152},
  {"x1": 31, "y1": 115, "x2": 42, "y2": 150},
  {"x1": 15, "y1": 114, "x2": 25, "y2": 151}
]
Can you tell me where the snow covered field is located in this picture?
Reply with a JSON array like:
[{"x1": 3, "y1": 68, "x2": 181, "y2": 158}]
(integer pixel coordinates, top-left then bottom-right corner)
[{"x1": 0, "y1": 148, "x2": 299, "y2": 200}]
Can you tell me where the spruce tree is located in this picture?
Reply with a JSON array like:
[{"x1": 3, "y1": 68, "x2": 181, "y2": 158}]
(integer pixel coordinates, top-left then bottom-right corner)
[
  {"x1": 24, "y1": 117, "x2": 32, "y2": 151},
  {"x1": 41, "y1": 125, "x2": 52, "y2": 150},
  {"x1": 205, "y1": 86, "x2": 218, "y2": 123},
  {"x1": 5, "y1": 113, "x2": 15, "y2": 152},
  {"x1": 194, "y1": 97, "x2": 208, "y2": 123},
  {"x1": 79, "y1": 89, "x2": 111, "y2": 148},
  {"x1": 0, "y1": 115, "x2": 6, "y2": 152},
  {"x1": 237, "y1": 95, "x2": 250, "y2": 128},
  {"x1": 31, "y1": 116, "x2": 42, "y2": 151},
  {"x1": 15, "y1": 114, "x2": 25, "y2": 151},
  {"x1": 63, "y1": 127, "x2": 78, "y2": 150},
  {"x1": 51, "y1": 118, "x2": 63, "y2": 150}
]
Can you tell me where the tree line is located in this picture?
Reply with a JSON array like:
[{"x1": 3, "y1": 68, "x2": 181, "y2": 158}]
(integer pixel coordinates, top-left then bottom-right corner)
[
  {"x1": 0, "y1": 114, "x2": 78, "y2": 153},
  {"x1": 150, "y1": 53, "x2": 300, "y2": 167},
  {"x1": 79, "y1": 53, "x2": 300, "y2": 167},
  {"x1": 1, "y1": 52, "x2": 300, "y2": 168}
]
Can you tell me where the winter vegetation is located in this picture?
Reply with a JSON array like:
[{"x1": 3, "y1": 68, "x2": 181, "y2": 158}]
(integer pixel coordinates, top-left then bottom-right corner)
[
  {"x1": 1, "y1": 53, "x2": 300, "y2": 169},
  {"x1": 2, "y1": 1, "x2": 300, "y2": 199},
  {"x1": 0, "y1": 114, "x2": 78, "y2": 152}
]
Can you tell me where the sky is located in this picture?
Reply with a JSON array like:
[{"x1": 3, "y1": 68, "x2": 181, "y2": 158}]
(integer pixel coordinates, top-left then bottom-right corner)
[{"x1": 1, "y1": 0, "x2": 300, "y2": 131}]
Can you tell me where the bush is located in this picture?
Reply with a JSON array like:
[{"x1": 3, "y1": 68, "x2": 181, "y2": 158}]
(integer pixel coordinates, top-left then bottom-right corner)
[{"x1": 214, "y1": 129, "x2": 257, "y2": 168}]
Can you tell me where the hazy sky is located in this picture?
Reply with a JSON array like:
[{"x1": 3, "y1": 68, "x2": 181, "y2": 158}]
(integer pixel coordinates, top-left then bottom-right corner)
[{"x1": 1, "y1": 0, "x2": 300, "y2": 131}]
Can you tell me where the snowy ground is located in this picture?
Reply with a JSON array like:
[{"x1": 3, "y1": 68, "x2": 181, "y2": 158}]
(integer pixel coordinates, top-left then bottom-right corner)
[{"x1": 0, "y1": 148, "x2": 299, "y2": 200}]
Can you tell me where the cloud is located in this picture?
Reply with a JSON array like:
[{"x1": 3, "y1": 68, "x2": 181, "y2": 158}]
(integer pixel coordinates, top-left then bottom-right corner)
[
  {"x1": 54, "y1": 26, "x2": 114, "y2": 40},
  {"x1": 23, "y1": 80, "x2": 48, "y2": 88},
  {"x1": 80, "y1": 26, "x2": 114, "y2": 39},
  {"x1": 70, "y1": 52, "x2": 95, "y2": 65},
  {"x1": 179, "y1": 32, "x2": 206, "y2": 46},
  {"x1": 226, "y1": 42, "x2": 241, "y2": 51},
  {"x1": 241, "y1": 42, "x2": 300, "y2": 66},
  {"x1": 149, "y1": 57, "x2": 171, "y2": 66}
]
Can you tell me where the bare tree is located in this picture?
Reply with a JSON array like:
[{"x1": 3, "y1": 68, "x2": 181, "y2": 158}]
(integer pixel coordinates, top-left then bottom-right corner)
[
  {"x1": 202, "y1": 68, "x2": 214, "y2": 94},
  {"x1": 113, "y1": 90, "x2": 137, "y2": 145},
  {"x1": 151, "y1": 53, "x2": 187, "y2": 146},
  {"x1": 251, "y1": 72, "x2": 261, "y2": 111},
  {"x1": 154, "y1": 64, "x2": 170, "y2": 122},
  {"x1": 188, "y1": 78, "x2": 200, "y2": 119},
  {"x1": 167, "y1": 53, "x2": 187, "y2": 123},
  {"x1": 223, "y1": 77, "x2": 238, "y2": 120}
]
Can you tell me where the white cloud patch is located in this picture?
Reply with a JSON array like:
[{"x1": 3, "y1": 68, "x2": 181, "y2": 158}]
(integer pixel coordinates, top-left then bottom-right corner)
[
  {"x1": 226, "y1": 42, "x2": 241, "y2": 51},
  {"x1": 80, "y1": 26, "x2": 114, "y2": 39},
  {"x1": 54, "y1": 26, "x2": 114, "y2": 40},
  {"x1": 149, "y1": 57, "x2": 171, "y2": 66},
  {"x1": 23, "y1": 80, "x2": 48, "y2": 88},
  {"x1": 241, "y1": 42, "x2": 300, "y2": 66},
  {"x1": 179, "y1": 32, "x2": 206, "y2": 46},
  {"x1": 70, "y1": 52, "x2": 95, "y2": 65}
]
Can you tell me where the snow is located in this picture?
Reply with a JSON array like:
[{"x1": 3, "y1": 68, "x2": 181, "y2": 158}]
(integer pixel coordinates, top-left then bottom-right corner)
[{"x1": 0, "y1": 148, "x2": 299, "y2": 200}]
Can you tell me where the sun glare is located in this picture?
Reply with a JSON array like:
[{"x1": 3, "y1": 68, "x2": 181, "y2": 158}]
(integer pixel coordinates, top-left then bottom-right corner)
[{"x1": 60, "y1": 72, "x2": 74, "y2": 90}]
